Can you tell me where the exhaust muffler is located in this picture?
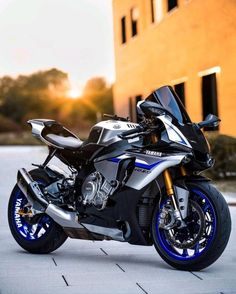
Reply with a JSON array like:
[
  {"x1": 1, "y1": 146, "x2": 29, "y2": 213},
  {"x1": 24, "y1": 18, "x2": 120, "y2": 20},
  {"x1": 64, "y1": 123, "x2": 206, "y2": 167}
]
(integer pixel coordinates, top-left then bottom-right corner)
[{"x1": 17, "y1": 168, "x2": 48, "y2": 212}]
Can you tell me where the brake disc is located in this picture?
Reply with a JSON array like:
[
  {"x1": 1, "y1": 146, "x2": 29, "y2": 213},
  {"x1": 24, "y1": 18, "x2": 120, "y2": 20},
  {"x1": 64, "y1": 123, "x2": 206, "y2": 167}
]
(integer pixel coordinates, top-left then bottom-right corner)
[{"x1": 163, "y1": 200, "x2": 205, "y2": 249}]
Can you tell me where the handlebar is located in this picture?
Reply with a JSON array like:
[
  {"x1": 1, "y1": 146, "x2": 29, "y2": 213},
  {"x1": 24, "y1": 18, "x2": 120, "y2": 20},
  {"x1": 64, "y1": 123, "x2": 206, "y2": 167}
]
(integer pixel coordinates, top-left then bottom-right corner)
[
  {"x1": 120, "y1": 126, "x2": 144, "y2": 138},
  {"x1": 119, "y1": 124, "x2": 162, "y2": 140}
]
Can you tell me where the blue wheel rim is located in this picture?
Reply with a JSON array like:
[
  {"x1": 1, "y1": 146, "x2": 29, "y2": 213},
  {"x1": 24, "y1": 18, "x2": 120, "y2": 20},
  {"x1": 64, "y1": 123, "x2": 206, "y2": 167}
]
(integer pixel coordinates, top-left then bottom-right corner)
[
  {"x1": 12, "y1": 182, "x2": 52, "y2": 241},
  {"x1": 156, "y1": 188, "x2": 217, "y2": 261}
]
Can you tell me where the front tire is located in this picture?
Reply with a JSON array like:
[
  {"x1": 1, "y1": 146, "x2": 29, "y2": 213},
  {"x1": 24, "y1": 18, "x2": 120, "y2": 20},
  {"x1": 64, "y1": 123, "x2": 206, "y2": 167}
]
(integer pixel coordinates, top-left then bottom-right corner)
[
  {"x1": 152, "y1": 181, "x2": 231, "y2": 271},
  {"x1": 8, "y1": 169, "x2": 68, "y2": 254}
]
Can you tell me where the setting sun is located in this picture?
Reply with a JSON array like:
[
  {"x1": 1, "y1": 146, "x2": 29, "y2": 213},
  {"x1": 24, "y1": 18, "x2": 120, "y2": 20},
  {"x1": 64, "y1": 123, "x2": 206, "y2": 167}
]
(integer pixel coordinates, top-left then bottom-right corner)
[{"x1": 67, "y1": 88, "x2": 82, "y2": 99}]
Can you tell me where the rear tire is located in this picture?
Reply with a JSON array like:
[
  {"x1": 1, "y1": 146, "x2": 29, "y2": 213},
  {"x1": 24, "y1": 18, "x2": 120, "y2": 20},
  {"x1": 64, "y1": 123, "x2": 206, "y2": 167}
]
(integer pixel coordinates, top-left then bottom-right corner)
[
  {"x1": 152, "y1": 181, "x2": 231, "y2": 271},
  {"x1": 8, "y1": 169, "x2": 68, "y2": 254}
]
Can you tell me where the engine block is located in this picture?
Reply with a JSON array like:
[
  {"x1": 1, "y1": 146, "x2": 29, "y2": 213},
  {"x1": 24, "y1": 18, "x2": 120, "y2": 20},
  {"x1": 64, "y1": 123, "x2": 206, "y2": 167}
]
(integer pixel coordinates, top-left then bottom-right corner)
[{"x1": 81, "y1": 172, "x2": 114, "y2": 210}]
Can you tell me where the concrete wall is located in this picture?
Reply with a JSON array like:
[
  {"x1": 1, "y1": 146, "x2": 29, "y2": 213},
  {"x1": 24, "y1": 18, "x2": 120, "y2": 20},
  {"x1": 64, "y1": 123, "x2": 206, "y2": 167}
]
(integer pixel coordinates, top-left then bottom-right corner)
[{"x1": 113, "y1": 0, "x2": 236, "y2": 136}]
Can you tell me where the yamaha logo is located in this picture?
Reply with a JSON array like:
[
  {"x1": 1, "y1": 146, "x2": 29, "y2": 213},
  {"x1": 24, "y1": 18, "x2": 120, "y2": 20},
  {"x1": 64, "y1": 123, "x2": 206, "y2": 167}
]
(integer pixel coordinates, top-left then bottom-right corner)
[
  {"x1": 113, "y1": 124, "x2": 121, "y2": 129},
  {"x1": 14, "y1": 198, "x2": 23, "y2": 228},
  {"x1": 145, "y1": 150, "x2": 162, "y2": 156}
]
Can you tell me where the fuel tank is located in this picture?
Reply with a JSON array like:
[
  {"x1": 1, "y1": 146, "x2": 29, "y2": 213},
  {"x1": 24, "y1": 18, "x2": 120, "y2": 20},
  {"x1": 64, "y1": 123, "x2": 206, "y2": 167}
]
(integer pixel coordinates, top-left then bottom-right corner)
[{"x1": 87, "y1": 120, "x2": 140, "y2": 146}]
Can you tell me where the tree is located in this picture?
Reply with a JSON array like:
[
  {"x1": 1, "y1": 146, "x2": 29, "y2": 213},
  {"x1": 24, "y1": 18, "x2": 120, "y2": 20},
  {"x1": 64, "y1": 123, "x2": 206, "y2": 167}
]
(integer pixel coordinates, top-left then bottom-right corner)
[
  {"x1": 0, "y1": 68, "x2": 69, "y2": 127},
  {"x1": 80, "y1": 77, "x2": 114, "y2": 120},
  {"x1": 0, "y1": 70, "x2": 113, "y2": 134},
  {"x1": 83, "y1": 77, "x2": 107, "y2": 95}
]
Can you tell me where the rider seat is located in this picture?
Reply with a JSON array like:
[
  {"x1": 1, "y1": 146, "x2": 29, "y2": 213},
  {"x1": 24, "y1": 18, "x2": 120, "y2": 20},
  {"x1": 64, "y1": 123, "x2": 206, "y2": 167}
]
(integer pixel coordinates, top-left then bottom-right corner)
[{"x1": 45, "y1": 134, "x2": 83, "y2": 150}]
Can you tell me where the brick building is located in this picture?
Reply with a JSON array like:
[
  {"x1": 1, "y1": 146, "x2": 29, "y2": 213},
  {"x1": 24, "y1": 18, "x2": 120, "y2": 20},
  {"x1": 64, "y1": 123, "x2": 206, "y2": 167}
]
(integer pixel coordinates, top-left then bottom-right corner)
[{"x1": 112, "y1": 0, "x2": 236, "y2": 136}]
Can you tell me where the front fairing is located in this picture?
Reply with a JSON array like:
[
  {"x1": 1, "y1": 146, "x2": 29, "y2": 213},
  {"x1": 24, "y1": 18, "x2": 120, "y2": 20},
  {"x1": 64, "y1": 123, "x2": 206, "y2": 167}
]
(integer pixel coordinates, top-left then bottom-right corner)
[
  {"x1": 177, "y1": 122, "x2": 210, "y2": 154},
  {"x1": 178, "y1": 123, "x2": 213, "y2": 171},
  {"x1": 155, "y1": 116, "x2": 212, "y2": 171},
  {"x1": 142, "y1": 86, "x2": 212, "y2": 171},
  {"x1": 157, "y1": 115, "x2": 192, "y2": 149}
]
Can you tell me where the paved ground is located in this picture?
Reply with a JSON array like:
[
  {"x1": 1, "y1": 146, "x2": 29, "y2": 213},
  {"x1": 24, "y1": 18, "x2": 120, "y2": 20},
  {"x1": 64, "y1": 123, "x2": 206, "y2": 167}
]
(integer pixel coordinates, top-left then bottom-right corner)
[{"x1": 0, "y1": 147, "x2": 236, "y2": 294}]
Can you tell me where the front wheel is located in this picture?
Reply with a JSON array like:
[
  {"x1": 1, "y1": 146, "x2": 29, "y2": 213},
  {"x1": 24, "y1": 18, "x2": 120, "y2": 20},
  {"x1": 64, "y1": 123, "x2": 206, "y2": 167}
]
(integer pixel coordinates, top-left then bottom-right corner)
[
  {"x1": 8, "y1": 169, "x2": 68, "y2": 254},
  {"x1": 152, "y1": 181, "x2": 231, "y2": 271}
]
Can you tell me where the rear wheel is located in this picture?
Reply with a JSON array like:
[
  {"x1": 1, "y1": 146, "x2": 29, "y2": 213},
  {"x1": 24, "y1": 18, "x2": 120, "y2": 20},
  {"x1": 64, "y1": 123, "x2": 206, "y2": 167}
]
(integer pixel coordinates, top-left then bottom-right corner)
[
  {"x1": 152, "y1": 181, "x2": 231, "y2": 271},
  {"x1": 8, "y1": 169, "x2": 68, "y2": 254}
]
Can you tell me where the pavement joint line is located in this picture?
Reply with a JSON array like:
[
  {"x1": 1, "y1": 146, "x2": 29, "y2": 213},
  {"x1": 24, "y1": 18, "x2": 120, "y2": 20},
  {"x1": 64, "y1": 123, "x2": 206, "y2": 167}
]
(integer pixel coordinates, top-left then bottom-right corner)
[
  {"x1": 100, "y1": 247, "x2": 108, "y2": 256},
  {"x1": 52, "y1": 257, "x2": 57, "y2": 266},
  {"x1": 116, "y1": 263, "x2": 125, "y2": 272},
  {"x1": 136, "y1": 282, "x2": 148, "y2": 294},
  {"x1": 62, "y1": 275, "x2": 69, "y2": 286},
  {"x1": 189, "y1": 271, "x2": 203, "y2": 280}
]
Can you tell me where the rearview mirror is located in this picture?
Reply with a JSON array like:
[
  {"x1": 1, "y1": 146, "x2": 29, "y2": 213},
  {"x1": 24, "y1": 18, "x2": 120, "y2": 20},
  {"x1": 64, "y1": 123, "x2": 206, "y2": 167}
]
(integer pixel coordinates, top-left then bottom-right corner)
[{"x1": 197, "y1": 114, "x2": 221, "y2": 129}]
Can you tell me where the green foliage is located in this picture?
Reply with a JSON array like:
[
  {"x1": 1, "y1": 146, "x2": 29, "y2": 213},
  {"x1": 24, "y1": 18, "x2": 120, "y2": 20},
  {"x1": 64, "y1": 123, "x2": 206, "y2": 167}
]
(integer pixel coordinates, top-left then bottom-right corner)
[
  {"x1": 0, "y1": 68, "x2": 69, "y2": 126},
  {"x1": 0, "y1": 115, "x2": 22, "y2": 133},
  {"x1": 205, "y1": 134, "x2": 236, "y2": 179},
  {"x1": 0, "y1": 70, "x2": 113, "y2": 136}
]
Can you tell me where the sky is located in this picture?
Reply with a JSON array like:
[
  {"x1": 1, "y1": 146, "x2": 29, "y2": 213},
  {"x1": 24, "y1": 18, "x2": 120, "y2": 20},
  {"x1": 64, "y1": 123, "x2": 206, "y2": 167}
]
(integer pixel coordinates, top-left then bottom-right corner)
[{"x1": 0, "y1": 0, "x2": 115, "y2": 93}]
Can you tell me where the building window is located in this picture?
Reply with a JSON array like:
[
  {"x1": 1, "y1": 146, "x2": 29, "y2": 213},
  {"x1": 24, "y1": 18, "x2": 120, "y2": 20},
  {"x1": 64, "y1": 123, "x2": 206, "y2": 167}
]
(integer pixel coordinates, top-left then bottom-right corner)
[
  {"x1": 174, "y1": 83, "x2": 185, "y2": 106},
  {"x1": 151, "y1": 0, "x2": 163, "y2": 23},
  {"x1": 135, "y1": 95, "x2": 142, "y2": 122},
  {"x1": 130, "y1": 7, "x2": 139, "y2": 37},
  {"x1": 121, "y1": 16, "x2": 126, "y2": 44},
  {"x1": 129, "y1": 95, "x2": 142, "y2": 122},
  {"x1": 167, "y1": 0, "x2": 178, "y2": 12},
  {"x1": 129, "y1": 97, "x2": 133, "y2": 121},
  {"x1": 151, "y1": 0, "x2": 155, "y2": 23},
  {"x1": 201, "y1": 73, "x2": 219, "y2": 130}
]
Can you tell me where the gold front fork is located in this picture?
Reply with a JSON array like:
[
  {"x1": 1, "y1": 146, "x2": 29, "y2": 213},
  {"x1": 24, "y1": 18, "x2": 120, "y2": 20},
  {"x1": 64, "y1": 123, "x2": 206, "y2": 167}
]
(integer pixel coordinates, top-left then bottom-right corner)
[
  {"x1": 163, "y1": 169, "x2": 174, "y2": 196},
  {"x1": 180, "y1": 166, "x2": 187, "y2": 176},
  {"x1": 163, "y1": 169, "x2": 178, "y2": 211},
  {"x1": 163, "y1": 166, "x2": 188, "y2": 226},
  {"x1": 151, "y1": 133, "x2": 158, "y2": 144},
  {"x1": 163, "y1": 166, "x2": 187, "y2": 197}
]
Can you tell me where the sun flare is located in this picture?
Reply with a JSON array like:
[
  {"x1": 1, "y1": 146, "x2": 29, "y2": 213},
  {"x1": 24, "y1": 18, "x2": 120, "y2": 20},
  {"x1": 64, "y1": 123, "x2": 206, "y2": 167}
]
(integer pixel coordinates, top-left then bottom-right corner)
[{"x1": 67, "y1": 88, "x2": 82, "y2": 99}]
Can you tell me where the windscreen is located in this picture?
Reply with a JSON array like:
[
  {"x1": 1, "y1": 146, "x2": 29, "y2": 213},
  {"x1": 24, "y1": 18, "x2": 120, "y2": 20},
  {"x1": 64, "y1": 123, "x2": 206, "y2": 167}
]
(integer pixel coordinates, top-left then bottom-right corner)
[{"x1": 146, "y1": 86, "x2": 191, "y2": 124}]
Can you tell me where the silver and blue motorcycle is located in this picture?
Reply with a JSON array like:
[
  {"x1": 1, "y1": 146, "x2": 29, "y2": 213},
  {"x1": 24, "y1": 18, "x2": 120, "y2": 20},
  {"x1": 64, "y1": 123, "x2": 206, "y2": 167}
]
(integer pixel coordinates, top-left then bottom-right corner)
[{"x1": 8, "y1": 85, "x2": 231, "y2": 271}]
